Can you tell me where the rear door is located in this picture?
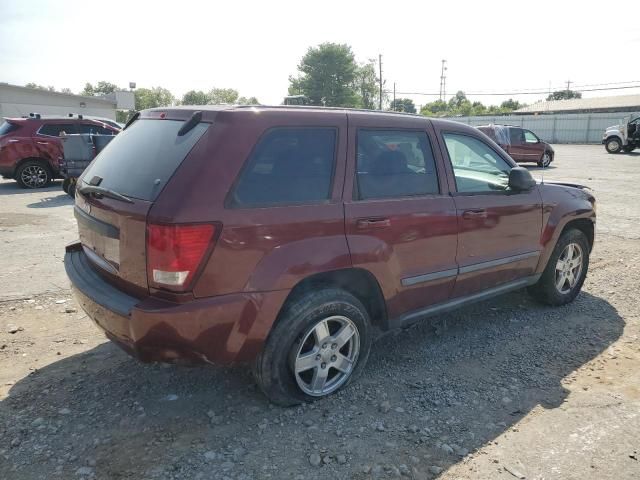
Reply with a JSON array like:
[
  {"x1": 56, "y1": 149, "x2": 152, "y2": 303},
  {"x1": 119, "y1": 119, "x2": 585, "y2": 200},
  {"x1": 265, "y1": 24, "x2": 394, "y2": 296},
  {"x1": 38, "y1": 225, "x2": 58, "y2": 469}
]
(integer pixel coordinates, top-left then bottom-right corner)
[
  {"x1": 74, "y1": 117, "x2": 210, "y2": 296},
  {"x1": 34, "y1": 122, "x2": 77, "y2": 170},
  {"x1": 343, "y1": 113, "x2": 458, "y2": 321},
  {"x1": 507, "y1": 127, "x2": 526, "y2": 161},
  {"x1": 436, "y1": 129, "x2": 543, "y2": 298}
]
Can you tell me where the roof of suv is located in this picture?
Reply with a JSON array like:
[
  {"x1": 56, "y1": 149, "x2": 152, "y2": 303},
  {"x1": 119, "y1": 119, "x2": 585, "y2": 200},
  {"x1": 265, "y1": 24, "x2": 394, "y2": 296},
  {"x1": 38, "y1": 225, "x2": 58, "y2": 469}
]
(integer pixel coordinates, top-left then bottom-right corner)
[{"x1": 140, "y1": 105, "x2": 471, "y2": 130}]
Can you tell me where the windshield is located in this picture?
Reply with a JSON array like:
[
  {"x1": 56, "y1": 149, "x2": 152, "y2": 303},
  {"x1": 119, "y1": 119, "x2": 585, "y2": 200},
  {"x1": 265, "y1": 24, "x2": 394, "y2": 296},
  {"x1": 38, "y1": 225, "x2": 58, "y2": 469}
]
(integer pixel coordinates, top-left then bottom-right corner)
[{"x1": 81, "y1": 119, "x2": 208, "y2": 201}]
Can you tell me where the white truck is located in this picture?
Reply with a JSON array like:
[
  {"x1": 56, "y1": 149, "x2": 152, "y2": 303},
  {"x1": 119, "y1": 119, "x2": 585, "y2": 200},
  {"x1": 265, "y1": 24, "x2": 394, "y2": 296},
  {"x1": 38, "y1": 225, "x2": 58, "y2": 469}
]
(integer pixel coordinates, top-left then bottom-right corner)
[{"x1": 603, "y1": 114, "x2": 640, "y2": 153}]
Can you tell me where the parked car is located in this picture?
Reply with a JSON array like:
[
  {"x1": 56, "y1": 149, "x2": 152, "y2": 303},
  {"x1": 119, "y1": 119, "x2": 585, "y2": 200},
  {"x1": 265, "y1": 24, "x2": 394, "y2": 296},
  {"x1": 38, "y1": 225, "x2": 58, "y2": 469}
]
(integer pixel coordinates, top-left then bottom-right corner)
[
  {"x1": 0, "y1": 113, "x2": 119, "y2": 188},
  {"x1": 64, "y1": 106, "x2": 595, "y2": 405},
  {"x1": 477, "y1": 124, "x2": 554, "y2": 167},
  {"x1": 602, "y1": 114, "x2": 640, "y2": 153},
  {"x1": 60, "y1": 133, "x2": 117, "y2": 197}
]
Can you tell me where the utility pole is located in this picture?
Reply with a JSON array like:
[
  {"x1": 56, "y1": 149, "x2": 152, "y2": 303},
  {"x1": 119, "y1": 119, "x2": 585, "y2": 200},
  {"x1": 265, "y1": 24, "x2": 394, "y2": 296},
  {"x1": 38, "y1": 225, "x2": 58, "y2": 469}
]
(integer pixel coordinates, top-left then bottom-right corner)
[
  {"x1": 378, "y1": 54, "x2": 383, "y2": 110},
  {"x1": 393, "y1": 82, "x2": 396, "y2": 111},
  {"x1": 566, "y1": 79, "x2": 572, "y2": 93},
  {"x1": 439, "y1": 59, "x2": 447, "y2": 101}
]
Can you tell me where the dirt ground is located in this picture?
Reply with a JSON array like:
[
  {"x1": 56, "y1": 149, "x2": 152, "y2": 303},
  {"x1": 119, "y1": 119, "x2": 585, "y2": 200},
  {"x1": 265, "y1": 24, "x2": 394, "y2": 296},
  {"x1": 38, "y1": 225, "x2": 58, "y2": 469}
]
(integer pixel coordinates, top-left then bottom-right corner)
[{"x1": 0, "y1": 145, "x2": 639, "y2": 480}]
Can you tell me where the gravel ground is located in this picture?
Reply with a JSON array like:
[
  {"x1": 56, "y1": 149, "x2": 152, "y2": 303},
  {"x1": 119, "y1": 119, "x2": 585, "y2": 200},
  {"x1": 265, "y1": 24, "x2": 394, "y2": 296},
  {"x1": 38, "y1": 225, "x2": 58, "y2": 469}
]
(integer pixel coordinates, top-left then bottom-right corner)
[{"x1": 0, "y1": 145, "x2": 639, "y2": 479}]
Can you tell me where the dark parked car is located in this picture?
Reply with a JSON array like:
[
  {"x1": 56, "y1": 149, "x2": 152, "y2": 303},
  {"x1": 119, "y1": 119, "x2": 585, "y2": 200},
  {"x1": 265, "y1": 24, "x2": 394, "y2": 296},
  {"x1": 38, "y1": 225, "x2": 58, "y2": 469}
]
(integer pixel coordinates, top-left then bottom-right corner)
[
  {"x1": 0, "y1": 114, "x2": 119, "y2": 188},
  {"x1": 64, "y1": 106, "x2": 595, "y2": 405},
  {"x1": 477, "y1": 124, "x2": 554, "y2": 167}
]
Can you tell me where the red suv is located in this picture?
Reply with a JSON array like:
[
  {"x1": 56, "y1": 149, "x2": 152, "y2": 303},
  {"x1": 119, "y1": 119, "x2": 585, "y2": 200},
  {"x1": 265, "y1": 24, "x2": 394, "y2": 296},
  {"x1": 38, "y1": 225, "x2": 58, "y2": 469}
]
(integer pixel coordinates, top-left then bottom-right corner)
[
  {"x1": 477, "y1": 124, "x2": 554, "y2": 167},
  {"x1": 64, "y1": 107, "x2": 595, "y2": 405},
  {"x1": 0, "y1": 114, "x2": 119, "y2": 188}
]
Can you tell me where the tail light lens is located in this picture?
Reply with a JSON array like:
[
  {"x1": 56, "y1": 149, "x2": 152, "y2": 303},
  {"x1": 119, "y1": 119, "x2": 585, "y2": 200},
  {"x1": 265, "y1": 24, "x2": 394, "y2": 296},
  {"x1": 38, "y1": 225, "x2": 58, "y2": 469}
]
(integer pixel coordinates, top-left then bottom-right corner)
[{"x1": 146, "y1": 223, "x2": 216, "y2": 291}]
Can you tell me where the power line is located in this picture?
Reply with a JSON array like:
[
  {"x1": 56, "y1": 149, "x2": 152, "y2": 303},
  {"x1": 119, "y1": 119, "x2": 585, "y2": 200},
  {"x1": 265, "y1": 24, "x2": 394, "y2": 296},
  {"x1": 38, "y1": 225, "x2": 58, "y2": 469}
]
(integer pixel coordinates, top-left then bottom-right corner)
[{"x1": 389, "y1": 84, "x2": 640, "y2": 97}]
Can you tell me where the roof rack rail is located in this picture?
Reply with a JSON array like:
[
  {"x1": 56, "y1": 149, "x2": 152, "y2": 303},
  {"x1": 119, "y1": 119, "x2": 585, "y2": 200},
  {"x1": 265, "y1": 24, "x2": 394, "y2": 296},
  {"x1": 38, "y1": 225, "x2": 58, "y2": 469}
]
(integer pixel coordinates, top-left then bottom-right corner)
[
  {"x1": 28, "y1": 112, "x2": 41, "y2": 119},
  {"x1": 68, "y1": 113, "x2": 83, "y2": 119}
]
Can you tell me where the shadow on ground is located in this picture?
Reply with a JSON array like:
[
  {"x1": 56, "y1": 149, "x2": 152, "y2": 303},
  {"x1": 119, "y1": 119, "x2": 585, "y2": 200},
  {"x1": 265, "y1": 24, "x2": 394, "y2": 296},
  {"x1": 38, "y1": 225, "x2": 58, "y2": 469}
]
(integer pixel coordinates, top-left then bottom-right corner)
[
  {"x1": 0, "y1": 181, "x2": 63, "y2": 196},
  {"x1": 26, "y1": 194, "x2": 73, "y2": 208},
  {"x1": 0, "y1": 291, "x2": 623, "y2": 479}
]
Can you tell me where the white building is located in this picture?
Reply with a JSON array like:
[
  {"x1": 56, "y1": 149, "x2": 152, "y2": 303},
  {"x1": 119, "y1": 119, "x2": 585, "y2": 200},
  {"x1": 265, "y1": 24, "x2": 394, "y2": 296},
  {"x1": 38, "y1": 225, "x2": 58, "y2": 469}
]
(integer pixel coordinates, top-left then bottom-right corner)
[{"x1": 0, "y1": 83, "x2": 135, "y2": 120}]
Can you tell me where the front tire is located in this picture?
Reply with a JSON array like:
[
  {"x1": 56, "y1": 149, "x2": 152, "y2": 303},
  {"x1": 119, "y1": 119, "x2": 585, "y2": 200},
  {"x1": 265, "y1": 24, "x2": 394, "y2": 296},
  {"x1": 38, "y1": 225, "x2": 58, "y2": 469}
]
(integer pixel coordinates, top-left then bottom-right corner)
[
  {"x1": 605, "y1": 137, "x2": 622, "y2": 154},
  {"x1": 528, "y1": 229, "x2": 590, "y2": 306},
  {"x1": 15, "y1": 160, "x2": 52, "y2": 189},
  {"x1": 253, "y1": 288, "x2": 372, "y2": 406},
  {"x1": 537, "y1": 151, "x2": 552, "y2": 167}
]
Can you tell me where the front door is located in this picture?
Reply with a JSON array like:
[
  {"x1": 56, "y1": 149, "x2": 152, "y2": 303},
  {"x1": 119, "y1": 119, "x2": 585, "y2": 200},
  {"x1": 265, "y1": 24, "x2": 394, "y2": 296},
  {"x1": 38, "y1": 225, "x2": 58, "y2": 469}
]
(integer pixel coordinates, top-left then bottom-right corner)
[
  {"x1": 343, "y1": 114, "x2": 458, "y2": 321},
  {"x1": 437, "y1": 131, "x2": 543, "y2": 298}
]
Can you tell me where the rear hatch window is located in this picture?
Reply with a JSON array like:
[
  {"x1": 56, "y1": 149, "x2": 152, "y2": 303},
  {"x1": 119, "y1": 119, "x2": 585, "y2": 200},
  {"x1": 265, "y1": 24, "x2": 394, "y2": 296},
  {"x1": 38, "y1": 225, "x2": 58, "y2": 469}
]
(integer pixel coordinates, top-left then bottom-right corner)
[
  {"x1": 81, "y1": 119, "x2": 208, "y2": 201},
  {"x1": 0, "y1": 121, "x2": 20, "y2": 136}
]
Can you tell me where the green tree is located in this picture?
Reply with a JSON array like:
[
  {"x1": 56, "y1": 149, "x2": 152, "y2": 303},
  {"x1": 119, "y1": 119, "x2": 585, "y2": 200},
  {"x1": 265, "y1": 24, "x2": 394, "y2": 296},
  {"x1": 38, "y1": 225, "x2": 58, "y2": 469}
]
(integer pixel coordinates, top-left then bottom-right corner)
[
  {"x1": 547, "y1": 90, "x2": 582, "y2": 101},
  {"x1": 134, "y1": 87, "x2": 174, "y2": 110},
  {"x1": 500, "y1": 98, "x2": 522, "y2": 111},
  {"x1": 82, "y1": 81, "x2": 120, "y2": 96},
  {"x1": 289, "y1": 43, "x2": 359, "y2": 107},
  {"x1": 181, "y1": 90, "x2": 209, "y2": 105},
  {"x1": 390, "y1": 98, "x2": 416, "y2": 113},
  {"x1": 236, "y1": 96, "x2": 260, "y2": 105},
  {"x1": 208, "y1": 88, "x2": 239, "y2": 104},
  {"x1": 420, "y1": 99, "x2": 448, "y2": 116},
  {"x1": 353, "y1": 59, "x2": 379, "y2": 109},
  {"x1": 25, "y1": 83, "x2": 56, "y2": 91}
]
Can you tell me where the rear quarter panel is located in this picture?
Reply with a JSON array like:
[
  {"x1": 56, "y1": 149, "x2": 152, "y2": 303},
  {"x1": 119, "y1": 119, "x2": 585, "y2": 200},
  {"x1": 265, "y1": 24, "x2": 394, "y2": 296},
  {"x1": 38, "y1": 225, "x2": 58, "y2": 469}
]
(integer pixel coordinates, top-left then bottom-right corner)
[
  {"x1": 149, "y1": 109, "x2": 351, "y2": 297},
  {"x1": 536, "y1": 183, "x2": 596, "y2": 273}
]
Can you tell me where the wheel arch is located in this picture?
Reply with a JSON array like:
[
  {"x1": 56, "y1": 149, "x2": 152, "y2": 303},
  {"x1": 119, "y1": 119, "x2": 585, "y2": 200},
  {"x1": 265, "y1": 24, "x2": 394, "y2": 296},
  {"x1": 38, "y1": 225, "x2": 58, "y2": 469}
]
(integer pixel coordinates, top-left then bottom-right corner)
[
  {"x1": 276, "y1": 268, "x2": 388, "y2": 333},
  {"x1": 560, "y1": 218, "x2": 594, "y2": 252},
  {"x1": 14, "y1": 156, "x2": 53, "y2": 178}
]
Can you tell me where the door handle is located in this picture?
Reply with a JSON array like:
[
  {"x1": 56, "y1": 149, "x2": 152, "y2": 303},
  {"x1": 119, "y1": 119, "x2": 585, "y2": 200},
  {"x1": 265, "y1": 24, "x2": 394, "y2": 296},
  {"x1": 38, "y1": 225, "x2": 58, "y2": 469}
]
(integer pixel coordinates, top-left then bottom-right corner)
[
  {"x1": 7, "y1": 139, "x2": 19, "y2": 143},
  {"x1": 356, "y1": 218, "x2": 391, "y2": 229},
  {"x1": 37, "y1": 141, "x2": 49, "y2": 145},
  {"x1": 462, "y1": 209, "x2": 487, "y2": 219}
]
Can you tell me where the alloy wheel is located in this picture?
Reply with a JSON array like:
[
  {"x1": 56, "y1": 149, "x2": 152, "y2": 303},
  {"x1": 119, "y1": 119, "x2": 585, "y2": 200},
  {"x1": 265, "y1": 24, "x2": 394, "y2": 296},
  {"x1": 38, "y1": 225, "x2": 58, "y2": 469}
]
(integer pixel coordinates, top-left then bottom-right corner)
[
  {"x1": 555, "y1": 242, "x2": 583, "y2": 294},
  {"x1": 293, "y1": 315, "x2": 360, "y2": 397},
  {"x1": 20, "y1": 165, "x2": 48, "y2": 188}
]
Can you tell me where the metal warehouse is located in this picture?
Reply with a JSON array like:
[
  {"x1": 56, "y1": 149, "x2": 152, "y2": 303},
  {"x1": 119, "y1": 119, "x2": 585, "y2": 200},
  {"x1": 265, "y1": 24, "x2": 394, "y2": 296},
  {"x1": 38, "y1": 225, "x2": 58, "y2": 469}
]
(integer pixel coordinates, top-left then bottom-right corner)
[{"x1": 0, "y1": 83, "x2": 134, "y2": 120}]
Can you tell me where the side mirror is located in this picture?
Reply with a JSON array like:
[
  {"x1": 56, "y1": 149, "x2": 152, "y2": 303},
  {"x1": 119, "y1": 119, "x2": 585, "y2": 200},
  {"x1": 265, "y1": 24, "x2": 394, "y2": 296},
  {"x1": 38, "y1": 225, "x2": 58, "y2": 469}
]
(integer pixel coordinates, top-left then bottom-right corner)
[{"x1": 508, "y1": 167, "x2": 536, "y2": 192}]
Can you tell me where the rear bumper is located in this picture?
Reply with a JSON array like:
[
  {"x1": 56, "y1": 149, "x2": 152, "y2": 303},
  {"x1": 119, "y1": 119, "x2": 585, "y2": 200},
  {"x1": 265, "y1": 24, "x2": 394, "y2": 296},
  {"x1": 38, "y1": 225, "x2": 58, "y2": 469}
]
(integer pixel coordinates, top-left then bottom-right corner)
[{"x1": 64, "y1": 243, "x2": 288, "y2": 364}]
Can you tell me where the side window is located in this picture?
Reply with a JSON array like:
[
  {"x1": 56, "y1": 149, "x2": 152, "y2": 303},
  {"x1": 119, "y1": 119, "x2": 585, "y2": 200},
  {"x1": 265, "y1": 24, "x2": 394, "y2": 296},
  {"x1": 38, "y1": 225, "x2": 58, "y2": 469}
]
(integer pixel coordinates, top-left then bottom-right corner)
[
  {"x1": 38, "y1": 123, "x2": 77, "y2": 136},
  {"x1": 356, "y1": 130, "x2": 439, "y2": 200},
  {"x1": 443, "y1": 133, "x2": 512, "y2": 193},
  {"x1": 523, "y1": 130, "x2": 539, "y2": 143},
  {"x1": 78, "y1": 123, "x2": 113, "y2": 135},
  {"x1": 509, "y1": 127, "x2": 524, "y2": 145},
  {"x1": 231, "y1": 128, "x2": 336, "y2": 207}
]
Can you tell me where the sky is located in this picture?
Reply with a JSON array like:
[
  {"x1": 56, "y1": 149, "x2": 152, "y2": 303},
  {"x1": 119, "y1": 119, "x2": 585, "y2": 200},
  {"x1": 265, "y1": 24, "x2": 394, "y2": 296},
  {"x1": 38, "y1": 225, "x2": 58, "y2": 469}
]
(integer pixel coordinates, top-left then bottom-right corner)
[{"x1": 1, "y1": 0, "x2": 639, "y2": 108}]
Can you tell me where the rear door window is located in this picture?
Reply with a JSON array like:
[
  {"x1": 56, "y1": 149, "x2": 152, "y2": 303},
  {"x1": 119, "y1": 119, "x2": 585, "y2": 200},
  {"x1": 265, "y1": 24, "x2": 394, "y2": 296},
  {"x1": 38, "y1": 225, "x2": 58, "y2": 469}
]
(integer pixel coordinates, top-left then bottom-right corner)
[
  {"x1": 81, "y1": 119, "x2": 208, "y2": 201},
  {"x1": 509, "y1": 128, "x2": 525, "y2": 145},
  {"x1": 230, "y1": 128, "x2": 337, "y2": 207},
  {"x1": 78, "y1": 123, "x2": 115, "y2": 135},
  {"x1": 38, "y1": 123, "x2": 78, "y2": 136},
  {"x1": 356, "y1": 130, "x2": 439, "y2": 200}
]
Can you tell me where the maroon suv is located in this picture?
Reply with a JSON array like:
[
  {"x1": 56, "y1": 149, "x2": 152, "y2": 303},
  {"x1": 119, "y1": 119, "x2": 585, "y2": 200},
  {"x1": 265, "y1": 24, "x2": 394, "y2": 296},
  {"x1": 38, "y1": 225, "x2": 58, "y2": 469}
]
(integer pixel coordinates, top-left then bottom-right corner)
[
  {"x1": 477, "y1": 124, "x2": 554, "y2": 167},
  {"x1": 64, "y1": 106, "x2": 595, "y2": 405},
  {"x1": 0, "y1": 114, "x2": 119, "y2": 188}
]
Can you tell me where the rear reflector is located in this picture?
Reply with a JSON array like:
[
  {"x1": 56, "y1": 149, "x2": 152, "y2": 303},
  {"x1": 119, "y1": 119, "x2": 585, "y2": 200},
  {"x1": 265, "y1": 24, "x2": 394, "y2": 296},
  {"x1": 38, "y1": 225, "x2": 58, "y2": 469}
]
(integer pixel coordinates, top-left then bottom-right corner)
[{"x1": 146, "y1": 223, "x2": 216, "y2": 290}]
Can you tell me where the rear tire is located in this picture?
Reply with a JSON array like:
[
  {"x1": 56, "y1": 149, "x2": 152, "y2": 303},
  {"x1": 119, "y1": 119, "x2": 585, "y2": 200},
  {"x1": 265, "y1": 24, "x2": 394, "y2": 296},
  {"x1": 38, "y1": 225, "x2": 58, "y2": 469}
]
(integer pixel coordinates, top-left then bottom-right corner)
[
  {"x1": 253, "y1": 288, "x2": 372, "y2": 406},
  {"x1": 15, "y1": 160, "x2": 52, "y2": 189},
  {"x1": 62, "y1": 177, "x2": 71, "y2": 194},
  {"x1": 528, "y1": 229, "x2": 590, "y2": 306},
  {"x1": 605, "y1": 137, "x2": 622, "y2": 154}
]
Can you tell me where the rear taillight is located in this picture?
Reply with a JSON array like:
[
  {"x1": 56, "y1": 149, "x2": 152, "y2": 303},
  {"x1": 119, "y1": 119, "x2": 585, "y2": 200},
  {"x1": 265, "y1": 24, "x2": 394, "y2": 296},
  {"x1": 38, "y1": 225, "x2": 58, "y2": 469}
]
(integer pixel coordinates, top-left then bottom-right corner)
[{"x1": 146, "y1": 223, "x2": 216, "y2": 291}]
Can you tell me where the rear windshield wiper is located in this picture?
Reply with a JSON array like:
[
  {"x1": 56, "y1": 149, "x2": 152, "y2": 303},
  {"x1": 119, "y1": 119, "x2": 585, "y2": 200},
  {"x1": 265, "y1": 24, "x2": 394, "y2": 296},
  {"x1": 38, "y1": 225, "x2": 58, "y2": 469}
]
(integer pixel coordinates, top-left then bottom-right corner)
[{"x1": 78, "y1": 185, "x2": 134, "y2": 204}]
